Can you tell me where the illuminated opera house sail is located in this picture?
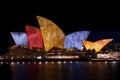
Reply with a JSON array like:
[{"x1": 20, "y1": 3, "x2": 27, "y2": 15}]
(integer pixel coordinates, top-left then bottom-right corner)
[
  {"x1": 25, "y1": 25, "x2": 43, "y2": 50},
  {"x1": 10, "y1": 32, "x2": 29, "y2": 47},
  {"x1": 6, "y1": 15, "x2": 120, "y2": 61},
  {"x1": 36, "y1": 16, "x2": 65, "y2": 51},
  {"x1": 9, "y1": 16, "x2": 114, "y2": 54},
  {"x1": 82, "y1": 40, "x2": 93, "y2": 50},
  {"x1": 64, "y1": 31, "x2": 90, "y2": 50},
  {"x1": 82, "y1": 39, "x2": 113, "y2": 52}
]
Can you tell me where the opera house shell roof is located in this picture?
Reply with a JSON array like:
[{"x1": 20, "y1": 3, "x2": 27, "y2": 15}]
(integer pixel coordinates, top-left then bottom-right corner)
[
  {"x1": 82, "y1": 39, "x2": 113, "y2": 52},
  {"x1": 64, "y1": 31, "x2": 90, "y2": 50},
  {"x1": 10, "y1": 32, "x2": 29, "y2": 47},
  {"x1": 25, "y1": 25, "x2": 43, "y2": 50},
  {"x1": 10, "y1": 16, "x2": 114, "y2": 53},
  {"x1": 36, "y1": 16, "x2": 65, "y2": 51}
]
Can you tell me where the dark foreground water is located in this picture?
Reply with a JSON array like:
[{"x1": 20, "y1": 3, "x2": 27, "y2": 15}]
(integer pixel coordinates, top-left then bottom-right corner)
[{"x1": 0, "y1": 61, "x2": 120, "y2": 80}]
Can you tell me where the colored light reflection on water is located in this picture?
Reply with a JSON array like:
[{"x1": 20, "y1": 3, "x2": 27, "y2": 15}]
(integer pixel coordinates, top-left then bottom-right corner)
[{"x1": 0, "y1": 61, "x2": 120, "y2": 80}]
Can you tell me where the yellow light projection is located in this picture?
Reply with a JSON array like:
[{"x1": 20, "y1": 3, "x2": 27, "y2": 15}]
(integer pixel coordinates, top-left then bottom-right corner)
[
  {"x1": 92, "y1": 39, "x2": 113, "y2": 52},
  {"x1": 82, "y1": 39, "x2": 113, "y2": 52},
  {"x1": 36, "y1": 16, "x2": 65, "y2": 51},
  {"x1": 82, "y1": 40, "x2": 93, "y2": 50},
  {"x1": 54, "y1": 37, "x2": 65, "y2": 49}
]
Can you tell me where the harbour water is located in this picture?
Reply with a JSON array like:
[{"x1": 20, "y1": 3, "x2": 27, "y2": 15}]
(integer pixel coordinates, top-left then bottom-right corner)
[{"x1": 0, "y1": 61, "x2": 120, "y2": 80}]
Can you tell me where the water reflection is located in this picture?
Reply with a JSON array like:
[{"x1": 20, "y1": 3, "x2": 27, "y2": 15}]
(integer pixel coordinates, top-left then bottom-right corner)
[
  {"x1": 0, "y1": 61, "x2": 120, "y2": 80},
  {"x1": 0, "y1": 63, "x2": 12, "y2": 80}
]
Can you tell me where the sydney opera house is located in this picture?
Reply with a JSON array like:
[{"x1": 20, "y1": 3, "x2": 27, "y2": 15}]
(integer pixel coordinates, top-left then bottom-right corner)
[{"x1": 1, "y1": 16, "x2": 120, "y2": 61}]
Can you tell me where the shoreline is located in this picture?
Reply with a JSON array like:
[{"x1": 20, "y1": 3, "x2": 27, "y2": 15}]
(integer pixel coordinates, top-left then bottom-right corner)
[{"x1": 1, "y1": 58, "x2": 120, "y2": 63}]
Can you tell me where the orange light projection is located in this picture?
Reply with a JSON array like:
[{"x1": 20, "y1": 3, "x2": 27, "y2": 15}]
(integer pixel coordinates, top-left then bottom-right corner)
[
  {"x1": 82, "y1": 40, "x2": 93, "y2": 50},
  {"x1": 36, "y1": 16, "x2": 65, "y2": 51},
  {"x1": 82, "y1": 39, "x2": 113, "y2": 52}
]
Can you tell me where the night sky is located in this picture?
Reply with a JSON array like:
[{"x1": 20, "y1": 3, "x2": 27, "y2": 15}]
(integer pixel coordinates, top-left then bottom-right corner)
[{"x1": 0, "y1": 4, "x2": 120, "y2": 54}]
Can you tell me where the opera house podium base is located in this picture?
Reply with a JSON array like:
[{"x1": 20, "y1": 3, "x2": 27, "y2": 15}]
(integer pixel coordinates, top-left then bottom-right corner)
[
  {"x1": 1, "y1": 47, "x2": 120, "y2": 63},
  {"x1": 1, "y1": 56, "x2": 120, "y2": 63}
]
